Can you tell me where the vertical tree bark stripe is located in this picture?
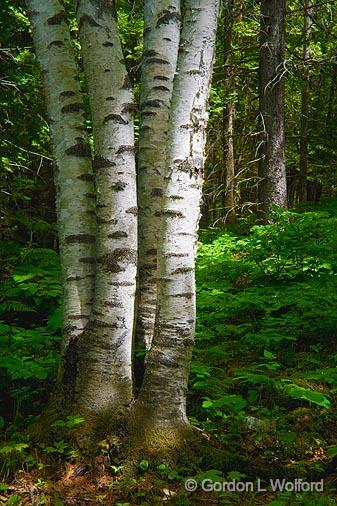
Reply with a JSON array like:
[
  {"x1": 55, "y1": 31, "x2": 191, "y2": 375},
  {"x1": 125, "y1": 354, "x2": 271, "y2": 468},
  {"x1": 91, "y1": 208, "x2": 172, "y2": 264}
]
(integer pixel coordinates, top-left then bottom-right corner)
[{"x1": 26, "y1": 0, "x2": 95, "y2": 348}]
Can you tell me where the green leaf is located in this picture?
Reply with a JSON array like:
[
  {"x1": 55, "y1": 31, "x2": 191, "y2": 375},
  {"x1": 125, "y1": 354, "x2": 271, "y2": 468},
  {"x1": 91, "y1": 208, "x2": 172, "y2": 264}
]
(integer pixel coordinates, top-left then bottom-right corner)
[
  {"x1": 283, "y1": 384, "x2": 330, "y2": 408},
  {"x1": 139, "y1": 459, "x2": 149, "y2": 471}
]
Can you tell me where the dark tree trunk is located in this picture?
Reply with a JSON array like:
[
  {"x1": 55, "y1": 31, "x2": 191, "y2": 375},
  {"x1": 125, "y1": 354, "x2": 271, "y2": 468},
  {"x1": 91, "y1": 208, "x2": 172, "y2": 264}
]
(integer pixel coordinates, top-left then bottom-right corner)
[
  {"x1": 258, "y1": 0, "x2": 287, "y2": 215},
  {"x1": 299, "y1": 0, "x2": 312, "y2": 203},
  {"x1": 222, "y1": 0, "x2": 237, "y2": 223}
]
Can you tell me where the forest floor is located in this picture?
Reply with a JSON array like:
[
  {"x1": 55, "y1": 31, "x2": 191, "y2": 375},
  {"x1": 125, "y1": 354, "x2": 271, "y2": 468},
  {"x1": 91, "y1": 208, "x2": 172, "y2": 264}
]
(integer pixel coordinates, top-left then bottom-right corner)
[{"x1": 2, "y1": 199, "x2": 337, "y2": 504}]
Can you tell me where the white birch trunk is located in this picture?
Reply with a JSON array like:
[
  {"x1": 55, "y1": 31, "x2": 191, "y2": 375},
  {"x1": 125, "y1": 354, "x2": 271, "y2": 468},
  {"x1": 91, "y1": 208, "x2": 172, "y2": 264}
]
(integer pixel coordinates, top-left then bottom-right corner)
[
  {"x1": 136, "y1": 0, "x2": 181, "y2": 383},
  {"x1": 74, "y1": 0, "x2": 137, "y2": 415},
  {"x1": 26, "y1": 1, "x2": 95, "y2": 378},
  {"x1": 132, "y1": 0, "x2": 219, "y2": 436}
]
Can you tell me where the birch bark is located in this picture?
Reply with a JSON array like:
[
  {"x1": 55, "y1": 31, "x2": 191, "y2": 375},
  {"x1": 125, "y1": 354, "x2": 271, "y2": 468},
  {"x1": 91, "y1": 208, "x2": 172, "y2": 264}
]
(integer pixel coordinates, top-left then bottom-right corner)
[
  {"x1": 131, "y1": 0, "x2": 219, "y2": 438},
  {"x1": 74, "y1": 0, "x2": 137, "y2": 416},
  {"x1": 26, "y1": 1, "x2": 95, "y2": 394},
  {"x1": 135, "y1": 0, "x2": 181, "y2": 385}
]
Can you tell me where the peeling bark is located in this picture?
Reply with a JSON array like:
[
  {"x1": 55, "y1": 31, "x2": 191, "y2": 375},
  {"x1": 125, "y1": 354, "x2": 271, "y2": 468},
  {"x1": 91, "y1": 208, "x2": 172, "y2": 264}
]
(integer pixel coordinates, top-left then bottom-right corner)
[
  {"x1": 26, "y1": 0, "x2": 95, "y2": 360},
  {"x1": 75, "y1": 0, "x2": 137, "y2": 415},
  {"x1": 132, "y1": 0, "x2": 219, "y2": 437},
  {"x1": 136, "y1": 0, "x2": 181, "y2": 378}
]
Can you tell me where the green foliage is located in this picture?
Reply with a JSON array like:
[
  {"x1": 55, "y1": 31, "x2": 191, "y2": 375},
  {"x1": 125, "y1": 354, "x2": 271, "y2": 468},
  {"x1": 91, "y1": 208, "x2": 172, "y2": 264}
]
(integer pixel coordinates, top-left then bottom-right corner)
[
  {"x1": 189, "y1": 202, "x2": 337, "y2": 489},
  {"x1": 0, "y1": 242, "x2": 61, "y2": 429},
  {"x1": 238, "y1": 207, "x2": 337, "y2": 278}
]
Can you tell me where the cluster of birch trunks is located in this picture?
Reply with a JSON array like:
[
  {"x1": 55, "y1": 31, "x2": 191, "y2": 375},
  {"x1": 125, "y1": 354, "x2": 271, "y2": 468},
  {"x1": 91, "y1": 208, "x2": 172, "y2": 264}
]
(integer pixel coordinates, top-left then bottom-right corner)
[{"x1": 27, "y1": 0, "x2": 219, "y2": 436}]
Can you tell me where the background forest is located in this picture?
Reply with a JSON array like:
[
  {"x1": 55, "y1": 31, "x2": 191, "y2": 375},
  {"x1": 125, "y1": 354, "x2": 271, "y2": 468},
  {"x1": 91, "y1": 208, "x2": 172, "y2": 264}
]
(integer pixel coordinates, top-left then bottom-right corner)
[{"x1": 1, "y1": 0, "x2": 337, "y2": 505}]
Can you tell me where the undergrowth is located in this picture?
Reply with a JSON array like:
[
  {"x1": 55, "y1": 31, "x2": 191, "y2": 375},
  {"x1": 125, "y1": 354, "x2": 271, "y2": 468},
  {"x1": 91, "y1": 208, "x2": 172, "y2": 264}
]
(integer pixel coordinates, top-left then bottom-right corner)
[{"x1": 2, "y1": 200, "x2": 337, "y2": 504}]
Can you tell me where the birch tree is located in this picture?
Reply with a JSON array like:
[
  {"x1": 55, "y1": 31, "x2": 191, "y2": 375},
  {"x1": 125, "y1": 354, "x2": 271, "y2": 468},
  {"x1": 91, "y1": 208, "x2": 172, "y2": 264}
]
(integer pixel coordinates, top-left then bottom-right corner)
[
  {"x1": 74, "y1": 0, "x2": 137, "y2": 418},
  {"x1": 131, "y1": 0, "x2": 220, "y2": 444},
  {"x1": 26, "y1": 0, "x2": 96, "y2": 403},
  {"x1": 135, "y1": 0, "x2": 181, "y2": 385},
  {"x1": 27, "y1": 0, "x2": 219, "y2": 447}
]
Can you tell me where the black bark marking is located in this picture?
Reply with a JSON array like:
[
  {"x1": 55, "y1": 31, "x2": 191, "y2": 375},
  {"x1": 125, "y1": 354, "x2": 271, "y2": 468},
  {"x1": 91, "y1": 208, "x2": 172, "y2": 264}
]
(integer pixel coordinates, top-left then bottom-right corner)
[
  {"x1": 187, "y1": 69, "x2": 203, "y2": 75},
  {"x1": 141, "y1": 99, "x2": 164, "y2": 109},
  {"x1": 172, "y1": 267, "x2": 194, "y2": 274},
  {"x1": 93, "y1": 320, "x2": 119, "y2": 329},
  {"x1": 103, "y1": 114, "x2": 128, "y2": 124},
  {"x1": 48, "y1": 40, "x2": 64, "y2": 48},
  {"x1": 65, "y1": 234, "x2": 95, "y2": 244},
  {"x1": 97, "y1": 217, "x2": 118, "y2": 225},
  {"x1": 169, "y1": 194, "x2": 184, "y2": 200},
  {"x1": 152, "y1": 85, "x2": 170, "y2": 92},
  {"x1": 93, "y1": 156, "x2": 116, "y2": 170},
  {"x1": 139, "y1": 264, "x2": 156, "y2": 277},
  {"x1": 165, "y1": 252, "x2": 189, "y2": 257},
  {"x1": 122, "y1": 103, "x2": 138, "y2": 113},
  {"x1": 104, "y1": 69, "x2": 111, "y2": 72},
  {"x1": 140, "y1": 125, "x2": 151, "y2": 132},
  {"x1": 98, "y1": 248, "x2": 137, "y2": 273},
  {"x1": 105, "y1": 301, "x2": 123, "y2": 308},
  {"x1": 96, "y1": 204, "x2": 107, "y2": 209},
  {"x1": 61, "y1": 102, "x2": 84, "y2": 113},
  {"x1": 126, "y1": 206, "x2": 138, "y2": 215},
  {"x1": 156, "y1": 10, "x2": 180, "y2": 27},
  {"x1": 47, "y1": 12, "x2": 67, "y2": 25},
  {"x1": 142, "y1": 111, "x2": 157, "y2": 117},
  {"x1": 110, "y1": 181, "x2": 127, "y2": 191},
  {"x1": 65, "y1": 140, "x2": 91, "y2": 157},
  {"x1": 109, "y1": 281, "x2": 134, "y2": 286},
  {"x1": 103, "y1": 41, "x2": 114, "y2": 47},
  {"x1": 108, "y1": 231, "x2": 128, "y2": 239},
  {"x1": 117, "y1": 145, "x2": 135, "y2": 154},
  {"x1": 143, "y1": 50, "x2": 159, "y2": 57},
  {"x1": 146, "y1": 248, "x2": 157, "y2": 255},
  {"x1": 60, "y1": 90, "x2": 76, "y2": 98},
  {"x1": 151, "y1": 188, "x2": 163, "y2": 197},
  {"x1": 79, "y1": 14, "x2": 101, "y2": 29},
  {"x1": 77, "y1": 173, "x2": 94, "y2": 182},
  {"x1": 155, "y1": 209, "x2": 184, "y2": 218},
  {"x1": 154, "y1": 75, "x2": 170, "y2": 81},
  {"x1": 106, "y1": 96, "x2": 115, "y2": 101}
]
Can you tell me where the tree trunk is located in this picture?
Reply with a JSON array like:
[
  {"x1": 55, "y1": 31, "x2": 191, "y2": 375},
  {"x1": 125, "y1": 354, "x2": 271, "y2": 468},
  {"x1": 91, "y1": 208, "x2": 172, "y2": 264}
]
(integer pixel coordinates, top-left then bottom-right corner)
[
  {"x1": 258, "y1": 0, "x2": 287, "y2": 214},
  {"x1": 130, "y1": 0, "x2": 219, "y2": 444},
  {"x1": 135, "y1": 0, "x2": 181, "y2": 387},
  {"x1": 74, "y1": 0, "x2": 137, "y2": 417},
  {"x1": 222, "y1": 0, "x2": 236, "y2": 223},
  {"x1": 26, "y1": 0, "x2": 96, "y2": 397},
  {"x1": 299, "y1": 0, "x2": 312, "y2": 203}
]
